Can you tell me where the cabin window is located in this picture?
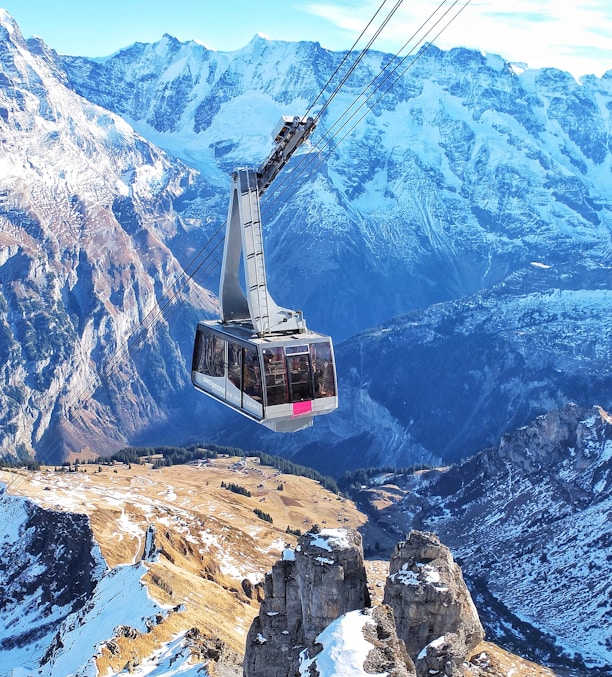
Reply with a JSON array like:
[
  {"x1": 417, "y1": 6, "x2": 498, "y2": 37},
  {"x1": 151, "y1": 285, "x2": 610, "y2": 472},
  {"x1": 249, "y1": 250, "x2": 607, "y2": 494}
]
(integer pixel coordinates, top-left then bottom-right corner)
[
  {"x1": 311, "y1": 342, "x2": 335, "y2": 398},
  {"x1": 263, "y1": 347, "x2": 289, "y2": 405},
  {"x1": 194, "y1": 331, "x2": 225, "y2": 378},
  {"x1": 287, "y1": 353, "x2": 314, "y2": 402},
  {"x1": 228, "y1": 342, "x2": 242, "y2": 389},
  {"x1": 243, "y1": 346, "x2": 262, "y2": 402}
]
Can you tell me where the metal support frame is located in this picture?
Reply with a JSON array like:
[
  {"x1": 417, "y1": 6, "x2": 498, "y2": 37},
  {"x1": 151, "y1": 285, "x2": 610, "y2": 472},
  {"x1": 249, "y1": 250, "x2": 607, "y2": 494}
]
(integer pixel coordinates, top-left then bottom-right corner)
[
  {"x1": 219, "y1": 168, "x2": 306, "y2": 336},
  {"x1": 219, "y1": 115, "x2": 316, "y2": 336}
]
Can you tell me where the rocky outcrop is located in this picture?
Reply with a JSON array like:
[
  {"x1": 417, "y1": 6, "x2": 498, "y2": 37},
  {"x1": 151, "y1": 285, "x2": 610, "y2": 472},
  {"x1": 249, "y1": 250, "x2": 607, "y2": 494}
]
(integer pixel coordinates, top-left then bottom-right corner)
[
  {"x1": 383, "y1": 531, "x2": 484, "y2": 676},
  {"x1": 243, "y1": 528, "x2": 370, "y2": 676},
  {"x1": 244, "y1": 528, "x2": 483, "y2": 677},
  {"x1": 361, "y1": 605, "x2": 416, "y2": 677},
  {"x1": 295, "y1": 527, "x2": 371, "y2": 642}
]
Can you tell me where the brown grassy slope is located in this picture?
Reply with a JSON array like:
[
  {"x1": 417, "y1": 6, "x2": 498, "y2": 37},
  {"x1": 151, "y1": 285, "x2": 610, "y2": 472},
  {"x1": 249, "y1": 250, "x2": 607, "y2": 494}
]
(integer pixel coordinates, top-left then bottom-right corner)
[
  {"x1": 1, "y1": 460, "x2": 558, "y2": 676},
  {"x1": 1, "y1": 457, "x2": 373, "y2": 672}
]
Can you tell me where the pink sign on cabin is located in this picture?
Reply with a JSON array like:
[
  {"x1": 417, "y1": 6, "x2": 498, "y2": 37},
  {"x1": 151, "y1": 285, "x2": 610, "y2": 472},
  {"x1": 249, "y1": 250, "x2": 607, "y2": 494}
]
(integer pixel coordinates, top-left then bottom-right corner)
[{"x1": 292, "y1": 400, "x2": 313, "y2": 417}]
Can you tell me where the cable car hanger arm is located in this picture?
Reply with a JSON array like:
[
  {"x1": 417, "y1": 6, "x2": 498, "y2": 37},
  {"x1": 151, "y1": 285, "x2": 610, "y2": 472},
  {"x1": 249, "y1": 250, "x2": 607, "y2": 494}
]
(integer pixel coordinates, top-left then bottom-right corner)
[{"x1": 256, "y1": 115, "x2": 317, "y2": 196}]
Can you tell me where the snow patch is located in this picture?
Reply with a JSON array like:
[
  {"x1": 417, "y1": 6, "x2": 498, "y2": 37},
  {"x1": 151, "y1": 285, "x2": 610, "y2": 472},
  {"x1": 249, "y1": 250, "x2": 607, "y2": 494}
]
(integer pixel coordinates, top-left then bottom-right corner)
[
  {"x1": 308, "y1": 528, "x2": 351, "y2": 552},
  {"x1": 299, "y1": 610, "x2": 383, "y2": 677}
]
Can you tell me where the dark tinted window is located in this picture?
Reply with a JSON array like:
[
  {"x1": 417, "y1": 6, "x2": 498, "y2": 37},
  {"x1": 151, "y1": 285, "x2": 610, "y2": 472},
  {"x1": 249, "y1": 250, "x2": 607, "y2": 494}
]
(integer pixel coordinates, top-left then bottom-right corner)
[
  {"x1": 243, "y1": 346, "x2": 262, "y2": 402},
  {"x1": 228, "y1": 342, "x2": 242, "y2": 389},
  {"x1": 311, "y1": 342, "x2": 335, "y2": 398},
  {"x1": 263, "y1": 347, "x2": 289, "y2": 405},
  {"x1": 193, "y1": 331, "x2": 225, "y2": 378}
]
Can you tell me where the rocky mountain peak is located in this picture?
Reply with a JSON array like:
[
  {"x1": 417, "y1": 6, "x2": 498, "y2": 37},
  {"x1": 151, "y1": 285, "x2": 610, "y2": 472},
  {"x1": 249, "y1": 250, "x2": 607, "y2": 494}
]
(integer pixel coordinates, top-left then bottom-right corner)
[
  {"x1": 0, "y1": 12, "x2": 218, "y2": 460},
  {"x1": 384, "y1": 531, "x2": 484, "y2": 676},
  {"x1": 0, "y1": 9, "x2": 23, "y2": 43},
  {"x1": 245, "y1": 528, "x2": 487, "y2": 677},
  {"x1": 243, "y1": 527, "x2": 370, "y2": 676}
]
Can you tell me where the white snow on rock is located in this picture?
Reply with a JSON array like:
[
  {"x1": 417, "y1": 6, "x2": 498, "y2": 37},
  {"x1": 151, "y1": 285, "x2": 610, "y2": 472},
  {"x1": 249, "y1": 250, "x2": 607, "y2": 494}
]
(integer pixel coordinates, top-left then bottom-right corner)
[
  {"x1": 308, "y1": 528, "x2": 351, "y2": 552},
  {"x1": 299, "y1": 610, "x2": 387, "y2": 677}
]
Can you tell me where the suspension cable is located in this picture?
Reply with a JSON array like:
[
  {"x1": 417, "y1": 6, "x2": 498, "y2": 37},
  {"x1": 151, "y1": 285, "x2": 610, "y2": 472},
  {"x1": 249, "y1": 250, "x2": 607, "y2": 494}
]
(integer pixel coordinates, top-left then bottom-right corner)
[
  {"x1": 262, "y1": 0, "x2": 468, "y2": 219},
  {"x1": 304, "y1": 0, "x2": 392, "y2": 118},
  {"x1": 311, "y1": 0, "x2": 405, "y2": 122}
]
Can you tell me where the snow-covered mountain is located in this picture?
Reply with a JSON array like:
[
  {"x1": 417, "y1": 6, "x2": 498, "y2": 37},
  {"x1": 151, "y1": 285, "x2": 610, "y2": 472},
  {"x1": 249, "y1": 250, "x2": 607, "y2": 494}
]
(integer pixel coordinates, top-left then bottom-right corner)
[
  {"x1": 0, "y1": 11, "x2": 220, "y2": 460},
  {"x1": 55, "y1": 21, "x2": 612, "y2": 465},
  {"x1": 358, "y1": 403, "x2": 612, "y2": 675},
  {"x1": 0, "y1": 8, "x2": 611, "y2": 465},
  {"x1": 59, "y1": 33, "x2": 612, "y2": 340}
]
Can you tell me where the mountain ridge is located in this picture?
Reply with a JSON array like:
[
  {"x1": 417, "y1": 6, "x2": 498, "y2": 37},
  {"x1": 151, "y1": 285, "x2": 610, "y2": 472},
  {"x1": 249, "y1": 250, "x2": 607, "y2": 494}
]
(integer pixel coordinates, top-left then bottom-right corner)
[
  {"x1": 0, "y1": 10, "x2": 610, "y2": 475},
  {"x1": 353, "y1": 403, "x2": 612, "y2": 674}
]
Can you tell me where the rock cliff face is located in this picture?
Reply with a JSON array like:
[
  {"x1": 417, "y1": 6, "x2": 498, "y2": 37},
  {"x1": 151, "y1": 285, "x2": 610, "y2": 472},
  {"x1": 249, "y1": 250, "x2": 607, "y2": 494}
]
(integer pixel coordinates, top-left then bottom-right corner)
[
  {"x1": 244, "y1": 528, "x2": 484, "y2": 677},
  {"x1": 0, "y1": 12, "x2": 216, "y2": 461},
  {"x1": 384, "y1": 531, "x2": 484, "y2": 677},
  {"x1": 243, "y1": 528, "x2": 371, "y2": 676}
]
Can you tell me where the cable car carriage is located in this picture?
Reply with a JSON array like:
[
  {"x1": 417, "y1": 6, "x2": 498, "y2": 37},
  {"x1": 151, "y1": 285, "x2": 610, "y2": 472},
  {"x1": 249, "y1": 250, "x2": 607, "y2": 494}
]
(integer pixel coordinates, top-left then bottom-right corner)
[{"x1": 192, "y1": 117, "x2": 338, "y2": 432}]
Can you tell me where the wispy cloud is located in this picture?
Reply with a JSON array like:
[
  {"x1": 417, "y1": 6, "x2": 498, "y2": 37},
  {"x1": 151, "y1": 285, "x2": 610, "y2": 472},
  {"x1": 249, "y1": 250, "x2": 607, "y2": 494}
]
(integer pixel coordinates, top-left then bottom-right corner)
[{"x1": 303, "y1": 0, "x2": 612, "y2": 76}]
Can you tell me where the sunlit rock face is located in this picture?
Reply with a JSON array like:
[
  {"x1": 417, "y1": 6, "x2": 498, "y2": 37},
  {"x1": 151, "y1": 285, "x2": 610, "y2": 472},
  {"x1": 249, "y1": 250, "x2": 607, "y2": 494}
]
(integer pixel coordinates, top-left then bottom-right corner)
[
  {"x1": 0, "y1": 12, "x2": 216, "y2": 460},
  {"x1": 383, "y1": 531, "x2": 484, "y2": 677},
  {"x1": 243, "y1": 527, "x2": 370, "y2": 677},
  {"x1": 245, "y1": 527, "x2": 489, "y2": 677}
]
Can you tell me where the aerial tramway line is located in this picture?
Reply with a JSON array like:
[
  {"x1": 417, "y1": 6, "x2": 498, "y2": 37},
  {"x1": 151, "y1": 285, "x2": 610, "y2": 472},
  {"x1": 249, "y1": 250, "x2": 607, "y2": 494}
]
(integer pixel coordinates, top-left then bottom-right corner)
[
  {"x1": 189, "y1": 0, "x2": 472, "y2": 431},
  {"x1": 24, "y1": 0, "x2": 474, "y2": 482},
  {"x1": 191, "y1": 117, "x2": 338, "y2": 431}
]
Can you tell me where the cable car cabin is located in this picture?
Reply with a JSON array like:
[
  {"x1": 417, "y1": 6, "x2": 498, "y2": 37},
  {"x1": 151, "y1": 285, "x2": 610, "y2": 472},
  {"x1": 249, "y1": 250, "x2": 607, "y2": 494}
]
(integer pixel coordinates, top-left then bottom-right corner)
[
  {"x1": 192, "y1": 321, "x2": 337, "y2": 432},
  {"x1": 191, "y1": 122, "x2": 336, "y2": 431}
]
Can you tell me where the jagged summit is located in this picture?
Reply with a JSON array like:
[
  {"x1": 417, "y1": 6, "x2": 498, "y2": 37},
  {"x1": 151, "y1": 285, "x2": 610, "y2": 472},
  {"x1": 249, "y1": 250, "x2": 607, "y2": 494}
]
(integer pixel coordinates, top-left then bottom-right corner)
[
  {"x1": 0, "y1": 8, "x2": 20, "y2": 34},
  {"x1": 245, "y1": 528, "x2": 528, "y2": 677}
]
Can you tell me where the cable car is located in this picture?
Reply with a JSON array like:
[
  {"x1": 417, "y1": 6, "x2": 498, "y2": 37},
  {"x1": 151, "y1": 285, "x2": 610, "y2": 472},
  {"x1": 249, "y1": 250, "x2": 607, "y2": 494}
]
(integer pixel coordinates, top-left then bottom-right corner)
[
  {"x1": 192, "y1": 322, "x2": 337, "y2": 432},
  {"x1": 192, "y1": 117, "x2": 338, "y2": 432}
]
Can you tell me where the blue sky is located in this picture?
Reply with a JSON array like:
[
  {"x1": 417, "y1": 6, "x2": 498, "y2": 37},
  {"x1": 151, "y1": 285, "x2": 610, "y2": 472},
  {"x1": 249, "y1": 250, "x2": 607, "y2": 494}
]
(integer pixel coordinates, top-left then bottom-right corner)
[{"x1": 2, "y1": 0, "x2": 610, "y2": 77}]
